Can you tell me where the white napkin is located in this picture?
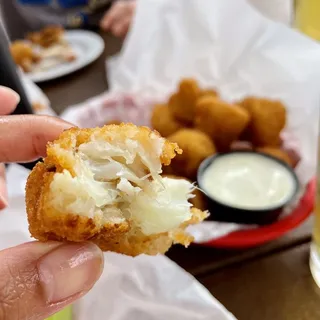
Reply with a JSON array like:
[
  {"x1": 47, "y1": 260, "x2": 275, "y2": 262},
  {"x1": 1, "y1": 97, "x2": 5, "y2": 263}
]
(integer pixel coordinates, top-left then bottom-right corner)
[{"x1": 74, "y1": 252, "x2": 237, "y2": 320}]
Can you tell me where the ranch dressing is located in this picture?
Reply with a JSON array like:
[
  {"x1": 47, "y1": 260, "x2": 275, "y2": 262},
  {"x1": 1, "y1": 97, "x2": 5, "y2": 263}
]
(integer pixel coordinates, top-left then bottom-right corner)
[{"x1": 201, "y1": 153, "x2": 296, "y2": 210}]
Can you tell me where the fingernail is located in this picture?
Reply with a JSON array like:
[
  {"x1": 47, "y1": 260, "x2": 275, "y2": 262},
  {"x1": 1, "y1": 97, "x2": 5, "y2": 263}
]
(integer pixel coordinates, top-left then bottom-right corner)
[
  {"x1": 38, "y1": 243, "x2": 103, "y2": 304},
  {"x1": 0, "y1": 86, "x2": 20, "y2": 104}
]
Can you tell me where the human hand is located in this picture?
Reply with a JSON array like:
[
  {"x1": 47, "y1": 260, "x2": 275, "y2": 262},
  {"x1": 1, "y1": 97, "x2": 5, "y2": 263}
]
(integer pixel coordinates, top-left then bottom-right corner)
[
  {"x1": 0, "y1": 86, "x2": 104, "y2": 320},
  {"x1": 100, "y1": 0, "x2": 137, "y2": 37}
]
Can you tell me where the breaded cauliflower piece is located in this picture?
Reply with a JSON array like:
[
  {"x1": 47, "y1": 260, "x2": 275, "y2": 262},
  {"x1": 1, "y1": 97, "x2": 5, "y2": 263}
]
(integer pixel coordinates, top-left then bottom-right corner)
[
  {"x1": 239, "y1": 97, "x2": 286, "y2": 147},
  {"x1": 167, "y1": 129, "x2": 216, "y2": 180},
  {"x1": 151, "y1": 104, "x2": 183, "y2": 137},
  {"x1": 195, "y1": 96, "x2": 250, "y2": 151},
  {"x1": 169, "y1": 79, "x2": 201, "y2": 125},
  {"x1": 10, "y1": 41, "x2": 40, "y2": 73},
  {"x1": 26, "y1": 124, "x2": 208, "y2": 256}
]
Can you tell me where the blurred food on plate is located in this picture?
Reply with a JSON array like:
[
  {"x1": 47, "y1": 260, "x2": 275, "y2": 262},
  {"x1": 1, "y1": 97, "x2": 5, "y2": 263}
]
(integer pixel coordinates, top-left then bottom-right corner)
[
  {"x1": 27, "y1": 25, "x2": 65, "y2": 48},
  {"x1": 10, "y1": 25, "x2": 76, "y2": 74},
  {"x1": 31, "y1": 102, "x2": 47, "y2": 113},
  {"x1": 10, "y1": 41, "x2": 41, "y2": 73}
]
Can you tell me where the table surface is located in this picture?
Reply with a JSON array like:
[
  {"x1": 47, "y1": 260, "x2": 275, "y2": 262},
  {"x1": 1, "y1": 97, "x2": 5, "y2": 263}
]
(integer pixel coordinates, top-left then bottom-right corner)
[{"x1": 39, "y1": 32, "x2": 318, "y2": 320}]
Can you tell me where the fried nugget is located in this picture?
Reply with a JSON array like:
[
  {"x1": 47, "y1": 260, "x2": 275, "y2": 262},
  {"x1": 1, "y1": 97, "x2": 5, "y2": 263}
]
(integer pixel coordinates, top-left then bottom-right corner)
[
  {"x1": 169, "y1": 78, "x2": 201, "y2": 124},
  {"x1": 163, "y1": 174, "x2": 207, "y2": 211},
  {"x1": 26, "y1": 124, "x2": 208, "y2": 256},
  {"x1": 240, "y1": 97, "x2": 286, "y2": 147},
  {"x1": 10, "y1": 41, "x2": 40, "y2": 72},
  {"x1": 256, "y1": 147, "x2": 294, "y2": 167},
  {"x1": 151, "y1": 104, "x2": 183, "y2": 137},
  {"x1": 195, "y1": 96, "x2": 250, "y2": 151},
  {"x1": 167, "y1": 129, "x2": 216, "y2": 180}
]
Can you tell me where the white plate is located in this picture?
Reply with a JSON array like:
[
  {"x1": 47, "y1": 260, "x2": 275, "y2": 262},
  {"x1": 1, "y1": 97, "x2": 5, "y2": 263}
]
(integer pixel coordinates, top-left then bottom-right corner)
[{"x1": 28, "y1": 30, "x2": 105, "y2": 83}]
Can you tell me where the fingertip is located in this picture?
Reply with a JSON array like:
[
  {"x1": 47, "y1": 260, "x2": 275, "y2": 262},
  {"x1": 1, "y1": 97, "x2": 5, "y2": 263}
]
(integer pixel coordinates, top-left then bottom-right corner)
[
  {"x1": 0, "y1": 115, "x2": 75, "y2": 163},
  {"x1": 38, "y1": 242, "x2": 104, "y2": 304},
  {"x1": 0, "y1": 86, "x2": 20, "y2": 103},
  {"x1": 0, "y1": 86, "x2": 20, "y2": 115}
]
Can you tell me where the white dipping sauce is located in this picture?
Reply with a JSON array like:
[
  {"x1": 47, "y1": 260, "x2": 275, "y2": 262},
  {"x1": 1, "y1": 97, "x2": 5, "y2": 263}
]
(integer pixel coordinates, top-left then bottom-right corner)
[{"x1": 201, "y1": 153, "x2": 296, "y2": 210}]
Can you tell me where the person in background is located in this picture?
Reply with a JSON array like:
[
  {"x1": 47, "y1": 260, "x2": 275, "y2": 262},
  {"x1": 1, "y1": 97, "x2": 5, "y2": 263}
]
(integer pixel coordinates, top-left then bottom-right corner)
[{"x1": 1, "y1": 0, "x2": 137, "y2": 40}]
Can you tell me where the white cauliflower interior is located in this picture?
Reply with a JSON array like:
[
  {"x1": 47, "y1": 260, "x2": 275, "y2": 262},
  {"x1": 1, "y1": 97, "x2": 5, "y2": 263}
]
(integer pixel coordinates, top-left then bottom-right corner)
[{"x1": 49, "y1": 131, "x2": 194, "y2": 235}]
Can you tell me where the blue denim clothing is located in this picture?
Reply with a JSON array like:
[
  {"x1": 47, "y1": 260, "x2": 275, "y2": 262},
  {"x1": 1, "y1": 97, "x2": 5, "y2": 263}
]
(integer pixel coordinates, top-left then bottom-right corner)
[{"x1": 1, "y1": 0, "x2": 112, "y2": 39}]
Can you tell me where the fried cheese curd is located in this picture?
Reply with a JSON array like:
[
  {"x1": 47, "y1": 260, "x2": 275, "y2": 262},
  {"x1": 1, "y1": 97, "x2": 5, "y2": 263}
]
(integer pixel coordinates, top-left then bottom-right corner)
[
  {"x1": 167, "y1": 129, "x2": 216, "y2": 180},
  {"x1": 240, "y1": 97, "x2": 286, "y2": 147},
  {"x1": 169, "y1": 79, "x2": 201, "y2": 125},
  {"x1": 195, "y1": 96, "x2": 250, "y2": 151},
  {"x1": 151, "y1": 104, "x2": 183, "y2": 137},
  {"x1": 26, "y1": 124, "x2": 208, "y2": 256},
  {"x1": 199, "y1": 89, "x2": 218, "y2": 99}
]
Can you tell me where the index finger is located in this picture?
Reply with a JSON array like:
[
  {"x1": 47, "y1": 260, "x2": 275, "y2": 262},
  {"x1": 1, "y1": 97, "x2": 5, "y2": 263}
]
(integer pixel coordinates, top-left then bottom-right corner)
[{"x1": 0, "y1": 115, "x2": 73, "y2": 163}]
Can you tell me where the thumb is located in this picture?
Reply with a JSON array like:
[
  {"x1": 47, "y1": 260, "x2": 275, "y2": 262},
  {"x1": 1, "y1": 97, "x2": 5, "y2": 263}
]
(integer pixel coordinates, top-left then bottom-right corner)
[{"x1": 0, "y1": 241, "x2": 103, "y2": 320}]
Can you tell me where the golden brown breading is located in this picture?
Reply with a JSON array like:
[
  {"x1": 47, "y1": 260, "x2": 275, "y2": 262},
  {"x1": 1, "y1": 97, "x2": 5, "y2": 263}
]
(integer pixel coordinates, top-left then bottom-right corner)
[
  {"x1": 239, "y1": 97, "x2": 286, "y2": 147},
  {"x1": 10, "y1": 41, "x2": 40, "y2": 72},
  {"x1": 195, "y1": 96, "x2": 250, "y2": 151},
  {"x1": 151, "y1": 104, "x2": 183, "y2": 137},
  {"x1": 92, "y1": 207, "x2": 206, "y2": 256},
  {"x1": 200, "y1": 88, "x2": 218, "y2": 98},
  {"x1": 27, "y1": 25, "x2": 64, "y2": 48},
  {"x1": 167, "y1": 129, "x2": 216, "y2": 180},
  {"x1": 256, "y1": 147, "x2": 294, "y2": 167},
  {"x1": 169, "y1": 78, "x2": 201, "y2": 125},
  {"x1": 26, "y1": 124, "x2": 208, "y2": 256},
  {"x1": 105, "y1": 119, "x2": 122, "y2": 125}
]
